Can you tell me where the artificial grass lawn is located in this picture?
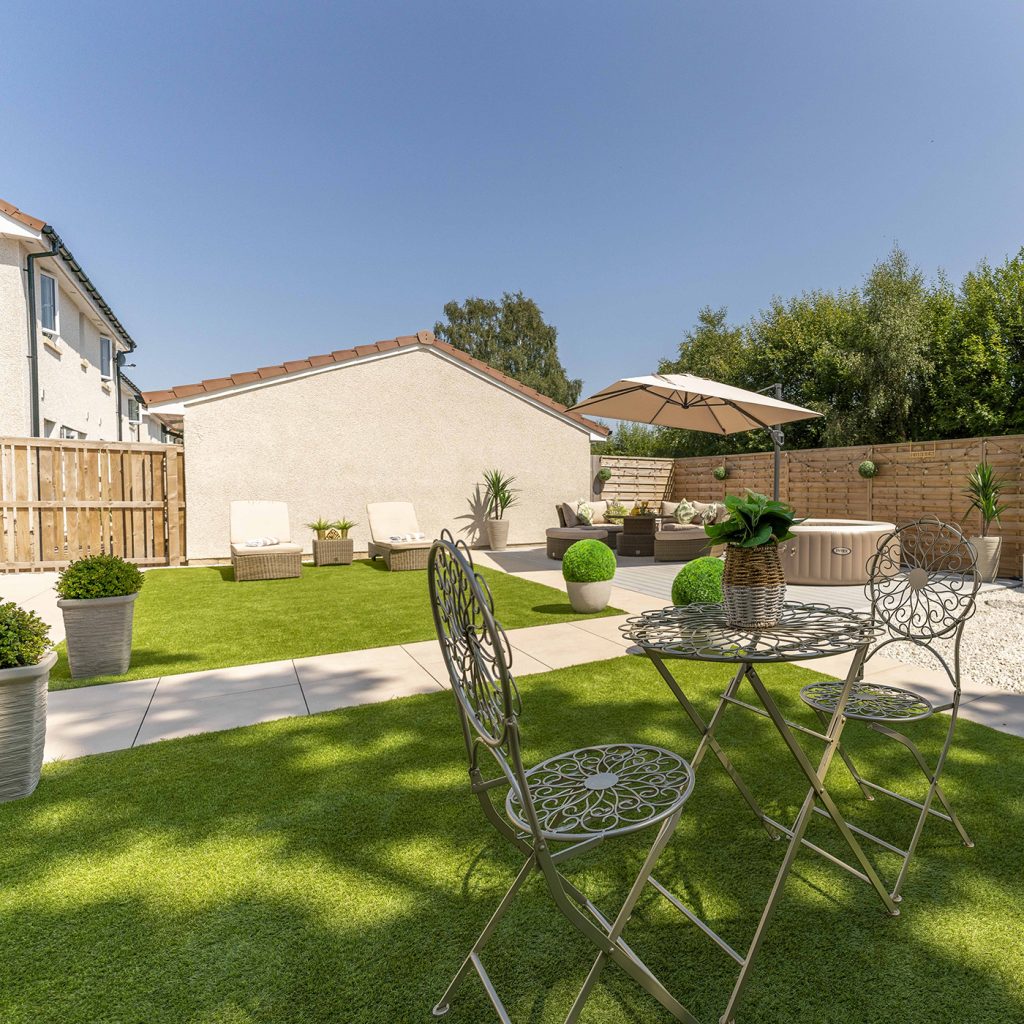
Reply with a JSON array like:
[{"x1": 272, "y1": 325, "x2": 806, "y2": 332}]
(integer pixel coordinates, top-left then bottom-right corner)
[
  {"x1": 2, "y1": 656, "x2": 1022, "y2": 1024},
  {"x1": 50, "y1": 560, "x2": 622, "y2": 690}
]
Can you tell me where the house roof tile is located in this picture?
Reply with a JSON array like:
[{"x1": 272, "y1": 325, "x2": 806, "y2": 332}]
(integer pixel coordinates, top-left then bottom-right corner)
[{"x1": 142, "y1": 330, "x2": 607, "y2": 434}]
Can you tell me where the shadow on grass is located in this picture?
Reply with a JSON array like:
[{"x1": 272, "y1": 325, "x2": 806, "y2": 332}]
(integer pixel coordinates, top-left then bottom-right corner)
[{"x1": 4, "y1": 657, "x2": 1022, "y2": 1022}]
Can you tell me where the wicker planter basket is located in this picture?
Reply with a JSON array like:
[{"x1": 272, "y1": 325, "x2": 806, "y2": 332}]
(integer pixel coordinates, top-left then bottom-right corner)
[
  {"x1": 0, "y1": 650, "x2": 55, "y2": 802},
  {"x1": 722, "y1": 544, "x2": 786, "y2": 629}
]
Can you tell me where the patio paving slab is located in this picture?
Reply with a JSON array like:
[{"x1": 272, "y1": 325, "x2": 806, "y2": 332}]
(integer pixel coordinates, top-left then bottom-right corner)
[
  {"x1": 154, "y1": 659, "x2": 299, "y2": 700},
  {"x1": 136, "y1": 682, "x2": 308, "y2": 745},
  {"x1": 957, "y1": 691, "x2": 1024, "y2": 739},
  {"x1": 294, "y1": 646, "x2": 440, "y2": 714},
  {"x1": 567, "y1": 614, "x2": 635, "y2": 648},
  {"x1": 504, "y1": 622, "x2": 628, "y2": 670},
  {"x1": 401, "y1": 639, "x2": 550, "y2": 685},
  {"x1": 44, "y1": 709, "x2": 151, "y2": 761}
]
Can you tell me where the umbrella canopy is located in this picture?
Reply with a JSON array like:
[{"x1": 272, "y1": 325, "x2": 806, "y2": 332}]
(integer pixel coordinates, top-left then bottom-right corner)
[{"x1": 570, "y1": 373, "x2": 821, "y2": 434}]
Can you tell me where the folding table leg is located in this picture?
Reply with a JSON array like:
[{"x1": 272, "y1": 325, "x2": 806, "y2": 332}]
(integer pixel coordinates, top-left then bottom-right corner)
[{"x1": 649, "y1": 656, "x2": 778, "y2": 838}]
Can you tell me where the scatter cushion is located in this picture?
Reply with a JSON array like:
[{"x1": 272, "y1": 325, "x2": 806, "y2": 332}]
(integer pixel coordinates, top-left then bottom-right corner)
[
  {"x1": 674, "y1": 499, "x2": 698, "y2": 524},
  {"x1": 560, "y1": 502, "x2": 580, "y2": 527},
  {"x1": 576, "y1": 500, "x2": 594, "y2": 525},
  {"x1": 589, "y1": 500, "x2": 608, "y2": 524}
]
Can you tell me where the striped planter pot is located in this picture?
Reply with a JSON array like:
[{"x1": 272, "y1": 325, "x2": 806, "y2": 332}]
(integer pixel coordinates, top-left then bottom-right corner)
[
  {"x1": 0, "y1": 650, "x2": 56, "y2": 802},
  {"x1": 58, "y1": 593, "x2": 139, "y2": 679}
]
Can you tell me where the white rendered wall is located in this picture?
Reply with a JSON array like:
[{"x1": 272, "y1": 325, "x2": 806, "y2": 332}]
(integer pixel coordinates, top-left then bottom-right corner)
[{"x1": 178, "y1": 347, "x2": 593, "y2": 560}]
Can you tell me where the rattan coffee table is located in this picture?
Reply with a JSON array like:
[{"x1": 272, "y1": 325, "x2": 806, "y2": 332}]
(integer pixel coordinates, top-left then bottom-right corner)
[{"x1": 619, "y1": 514, "x2": 657, "y2": 556}]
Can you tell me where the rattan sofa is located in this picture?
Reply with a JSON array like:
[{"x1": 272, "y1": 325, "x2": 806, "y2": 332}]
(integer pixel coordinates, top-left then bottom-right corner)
[
  {"x1": 229, "y1": 500, "x2": 303, "y2": 582},
  {"x1": 366, "y1": 501, "x2": 432, "y2": 571}
]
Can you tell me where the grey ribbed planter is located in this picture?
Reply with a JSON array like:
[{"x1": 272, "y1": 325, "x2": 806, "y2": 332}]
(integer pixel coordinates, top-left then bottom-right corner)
[
  {"x1": 486, "y1": 519, "x2": 510, "y2": 550},
  {"x1": 58, "y1": 592, "x2": 139, "y2": 679},
  {"x1": 0, "y1": 650, "x2": 56, "y2": 802}
]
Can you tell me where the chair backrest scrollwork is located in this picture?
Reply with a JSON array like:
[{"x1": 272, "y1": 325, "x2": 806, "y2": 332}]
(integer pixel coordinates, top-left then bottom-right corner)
[
  {"x1": 429, "y1": 531, "x2": 546, "y2": 837},
  {"x1": 866, "y1": 518, "x2": 980, "y2": 687}
]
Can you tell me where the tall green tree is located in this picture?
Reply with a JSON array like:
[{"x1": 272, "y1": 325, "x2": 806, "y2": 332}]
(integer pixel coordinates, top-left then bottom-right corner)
[{"x1": 434, "y1": 292, "x2": 582, "y2": 407}]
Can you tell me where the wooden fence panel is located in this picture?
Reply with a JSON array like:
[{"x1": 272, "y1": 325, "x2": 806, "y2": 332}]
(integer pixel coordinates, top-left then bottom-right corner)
[
  {"x1": 596, "y1": 456, "x2": 675, "y2": 504},
  {"x1": 604, "y1": 433, "x2": 1024, "y2": 577},
  {"x1": 0, "y1": 437, "x2": 186, "y2": 572}
]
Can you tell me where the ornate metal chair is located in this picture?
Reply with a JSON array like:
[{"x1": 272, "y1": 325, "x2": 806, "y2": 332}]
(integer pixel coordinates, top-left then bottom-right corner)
[
  {"x1": 427, "y1": 531, "x2": 698, "y2": 1023},
  {"x1": 799, "y1": 518, "x2": 980, "y2": 902}
]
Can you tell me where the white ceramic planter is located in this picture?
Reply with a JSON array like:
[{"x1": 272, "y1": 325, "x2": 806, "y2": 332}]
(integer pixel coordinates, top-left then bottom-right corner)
[
  {"x1": 486, "y1": 519, "x2": 510, "y2": 551},
  {"x1": 0, "y1": 650, "x2": 56, "y2": 802},
  {"x1": 970, "y1": 535, "x2": 1001, "y2": 583},
  {"x1": 566, "y1": 579, "x2": 612, "y2": 614},
  {"x1": 58, "y1": 592, "x2": 139, "y2": 679}
]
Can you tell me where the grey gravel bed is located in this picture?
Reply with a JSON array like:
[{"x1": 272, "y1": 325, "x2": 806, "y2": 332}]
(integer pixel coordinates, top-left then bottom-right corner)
[{"x1": 880, "y1": 586, "x2": 1024, "y2": 694}]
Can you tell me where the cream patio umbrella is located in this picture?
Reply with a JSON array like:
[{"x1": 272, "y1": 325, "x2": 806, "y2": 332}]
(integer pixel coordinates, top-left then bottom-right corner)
[{"x1": 570, "y1": 373, "x2": 822, "y2": 499}]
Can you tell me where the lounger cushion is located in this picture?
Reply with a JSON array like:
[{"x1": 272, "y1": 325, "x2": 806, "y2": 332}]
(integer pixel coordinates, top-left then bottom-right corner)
[
  {"x1": 230, "y1": 500, "x2": 292, "y2": 544},
  {"x1": 374, "y1": 540, "x2": 432, "y2": 551},
  {"x1": 367, "y1": 501, "x2": 421, "y2": 542},
  {"x1": 231, "y1": 541, "x2": 302, "y2": 556}
]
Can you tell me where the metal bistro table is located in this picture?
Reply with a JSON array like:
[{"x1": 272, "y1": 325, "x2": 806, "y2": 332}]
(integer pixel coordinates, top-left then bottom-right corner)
[{"x1": 624, "y1": 600, "x2": 894, "y2": 1024}]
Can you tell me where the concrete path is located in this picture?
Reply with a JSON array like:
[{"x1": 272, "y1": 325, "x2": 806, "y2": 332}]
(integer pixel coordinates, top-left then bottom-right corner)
[{"x1": 43, "y1": 612, "x2": 639, "y2": 762}]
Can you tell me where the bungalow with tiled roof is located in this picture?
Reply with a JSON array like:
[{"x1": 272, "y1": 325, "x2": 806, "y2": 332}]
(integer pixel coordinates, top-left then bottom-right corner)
[{"x1": 143, "y1": 330, "x2": 606, "y2": 561}]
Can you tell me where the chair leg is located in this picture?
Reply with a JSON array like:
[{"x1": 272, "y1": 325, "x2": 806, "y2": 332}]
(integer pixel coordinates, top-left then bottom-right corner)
[
  {"x1": 813, "y1": 709, "x2": 874, "y2": 801},
  {"x1": 561, "y1": 808, "x2": 697, "y2": 1024},
  {"x1": 432, "y1": 856, "x2": 535, "y2": 1018}
]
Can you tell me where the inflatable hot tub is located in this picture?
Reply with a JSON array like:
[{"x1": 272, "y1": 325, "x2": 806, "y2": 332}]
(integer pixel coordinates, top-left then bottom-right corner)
[{"x1": 778, "y1": 519, "x2": 898, "y2": 585}]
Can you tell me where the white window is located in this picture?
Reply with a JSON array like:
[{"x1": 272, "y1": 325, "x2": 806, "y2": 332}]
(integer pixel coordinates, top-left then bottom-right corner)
[
  {"x1": 39, "y1": 274, "x2": 59, "y2": 334},
  {"x1": 59, "y1": 425, "x2": 84, "y2": 440},
  {"x1": 128, "y1": 398, "x2": 141, "y2": 423},
  {"x1": 100, "y1": 337, "x2": 112, "y2": 379},
  {"x1": 43, "y1": 419, "x2": 57, "y2": 437}
]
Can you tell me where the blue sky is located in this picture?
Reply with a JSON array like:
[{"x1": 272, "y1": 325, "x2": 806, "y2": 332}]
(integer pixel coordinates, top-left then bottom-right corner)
[{"x1": 3, "y1": 1, "x2": 1023, "y2": 397}]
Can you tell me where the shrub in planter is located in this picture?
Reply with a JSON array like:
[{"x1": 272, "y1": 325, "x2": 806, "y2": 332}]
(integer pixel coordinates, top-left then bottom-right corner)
[
  {"x1": 482, "y1": 468, "x2": 519, "y2": 550},
  {"x1": 671, "y1": 557, "x2": 725, "y2": 606},
  {"x1": 56, "y1": 555, "x2": 145, "y2": 679},
  {"x1": 858, "y1": 460, "x2": 878, "y2": 479},
  {"x1": 0, "y1": 601, "x2": 55, "y2": 801},
  {"x1": 562, "y1": 539, "x2": 616, "y2": 613},
  {"x1": 713, "y1": 465, "x2": 729, "y2": 481}
]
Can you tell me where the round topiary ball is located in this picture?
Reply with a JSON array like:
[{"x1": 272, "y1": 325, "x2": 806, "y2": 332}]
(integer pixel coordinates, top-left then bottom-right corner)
[
  {"x1": 671, "y1": 556, "x2": 725, "y2": 606},
  {"x1": 858, "y1": 459, "x2": 878, "y2": 479},
  {"x1": 713, "y1": 465, "x2": 728, "y2": 481},
  {"x1": 562, "y1": 539, "x2": 616, "y2": 583}
]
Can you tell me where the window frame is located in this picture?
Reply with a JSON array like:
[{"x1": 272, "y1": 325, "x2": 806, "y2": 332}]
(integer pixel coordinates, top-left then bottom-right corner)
[
  {"x1": 39, "y1": 273, "x2": 59, "y2": 336},
  {"x1": 127, "y1": 397, "x2": 141, "y2": 424},
  {"x1": 99, "y1": 337, "x2": 113, "y2": 380}
]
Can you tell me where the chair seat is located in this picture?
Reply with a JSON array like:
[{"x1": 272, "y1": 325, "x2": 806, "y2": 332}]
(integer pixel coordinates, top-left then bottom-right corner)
[
  {"x1": 800, "y1": 680, "x2": 934, "y2": 723},
  {"x1": 505, "y1": 743, "x2": 693, "y2": 841}
]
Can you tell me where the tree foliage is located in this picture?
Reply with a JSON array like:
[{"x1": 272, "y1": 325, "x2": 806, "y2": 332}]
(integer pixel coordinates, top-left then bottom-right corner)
[
  {"x1": 435, "y1": 291, "x2": 582, "y2": 407},
  {"x1": 597, "y1": 246, "x2": 1024, "y2": 457}
]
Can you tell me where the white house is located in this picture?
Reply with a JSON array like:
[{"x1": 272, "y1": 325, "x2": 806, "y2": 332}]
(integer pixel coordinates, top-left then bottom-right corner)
[
  {"x1": 144, "y1": 331, "x2": 606, "y2": 561},
  {"x1": 0, "y1": 197, "x2": 147, "y2": 442}
]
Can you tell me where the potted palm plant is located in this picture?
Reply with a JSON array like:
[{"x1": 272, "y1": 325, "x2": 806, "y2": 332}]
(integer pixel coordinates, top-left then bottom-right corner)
[
  {"x1": 0, "y1": 601, "x2": 55, "y2": 801},
  {"x1": 704, "y1": 492, "x2": 800, "y2": 629},
  {"x1": 56, "y1": 555, "x2": 144, "y2": 679},
  {"x1": 306, "y1": 517, "x2": 334, "y2": 540},
  {"x1": 562, "y1": 539, "x2": 616, "y2": 613},
  {"x1": 482, "y1": 469, "x2": 519, "y2": 550},
  {"x1": 963, "y1": 461, "x2": 1008, "y2": 583}
]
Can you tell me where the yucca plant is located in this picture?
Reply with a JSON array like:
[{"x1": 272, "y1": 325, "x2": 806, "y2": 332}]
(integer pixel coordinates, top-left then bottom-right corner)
[
  {"x1": 332, "y1": 518, "x2": 358, "y2": 539},
  {"x1": 306, "y1": 517, "x2": 334, "y2": 538},
  {"x1": 963, "y1": 462, "x2": 1008, "y2": 538},
  {"x1": 482, "y1": 469, "x2": 519, "y2": 521}
]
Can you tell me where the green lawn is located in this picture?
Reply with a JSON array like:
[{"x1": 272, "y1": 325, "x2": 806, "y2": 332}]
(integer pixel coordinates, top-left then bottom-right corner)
[
  {"x1": 50, "y1": 560, "x2": 621, "y2": 690},
  {"x1": 2, "y1": 656, "x2": 1021, "y2": 1023}
]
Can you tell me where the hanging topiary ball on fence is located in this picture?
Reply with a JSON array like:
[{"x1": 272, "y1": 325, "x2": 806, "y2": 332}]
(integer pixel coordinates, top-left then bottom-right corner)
[
  {"x1": 858, "y1": 460, "x2": 878, "y2": 479},
  {"x1": 712, "y1": 465, "x2": 728, "y2": 481},
  {"x1": 671, "y1": 556, "x2": 725, "y2": 606}
]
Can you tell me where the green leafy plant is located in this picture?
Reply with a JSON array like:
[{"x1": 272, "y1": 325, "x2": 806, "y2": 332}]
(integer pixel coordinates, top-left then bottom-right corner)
[
  {"x1": 332, "y1": 518, "x2": 358, "y2": 538},
  {"x1": 306, "y1": 517, "x2": 334, "y2": 536},
  {"x1": 703, "y1": 492, "x2": 801, "y2": 548},
  {"x1": 858, "y1": 460, "x2": 878, "y2": 479},
  {"x1": 671, "y1": 557, "x2": 724, "y2": 606},
  {"x1": 597, "y1": 467, "x2": 613, "y2": 482},
  {"x1": 482, "y1": 469, "x2": 519, "y2": 520},
  {"x1": 605, "y1": 501, "x2": 629, "y2": 523},
  {"x1": 55, "y1": 555, "x2": 145, "y2": 600},
  {"x1": 561, "y1": 540, "x2": 616, "y2": 583},
  {"x1": 713, "y1": 465, "x2": 729, "y2": 481},
  {"x1": 963, "y1": 461, "x2": 1008, "y2": 537},
  {"x1": 0, "y1": 601, "x2": 52, "y2": 669}
]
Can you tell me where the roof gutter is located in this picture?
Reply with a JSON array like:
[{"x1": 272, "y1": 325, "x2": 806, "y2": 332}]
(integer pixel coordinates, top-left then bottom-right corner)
[{"x1": 24, "y1": 237, "x2": 60, "y2": 437}]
